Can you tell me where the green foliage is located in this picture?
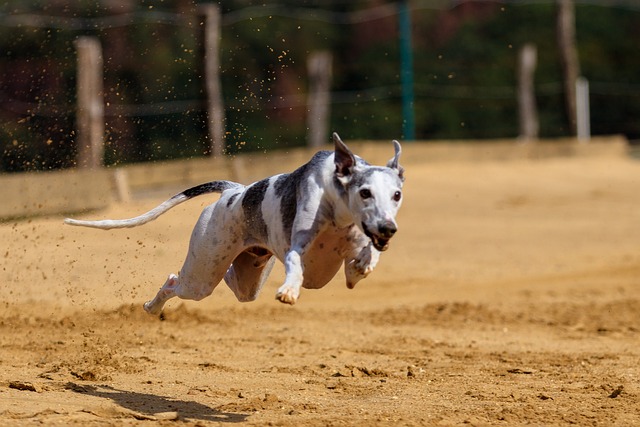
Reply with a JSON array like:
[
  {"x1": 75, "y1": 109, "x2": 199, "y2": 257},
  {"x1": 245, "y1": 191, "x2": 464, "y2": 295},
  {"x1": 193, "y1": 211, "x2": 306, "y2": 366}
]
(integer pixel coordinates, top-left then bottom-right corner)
[{"x1": 1, "y1": 1, "x2": 639, "y2": 171}]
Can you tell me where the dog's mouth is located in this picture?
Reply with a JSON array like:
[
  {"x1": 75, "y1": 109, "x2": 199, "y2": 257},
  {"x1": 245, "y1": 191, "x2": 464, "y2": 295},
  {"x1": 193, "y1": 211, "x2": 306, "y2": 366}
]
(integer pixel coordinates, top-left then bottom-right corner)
[{"x1": 362, "y1": 223, "x2": 390, "y2": 252}]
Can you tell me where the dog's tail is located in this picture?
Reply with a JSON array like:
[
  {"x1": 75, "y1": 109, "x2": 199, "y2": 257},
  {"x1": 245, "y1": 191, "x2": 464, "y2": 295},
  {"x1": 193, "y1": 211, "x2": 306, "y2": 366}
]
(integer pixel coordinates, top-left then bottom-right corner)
[{"x1": 64, "y1": 180, "x2": 243, "y2": 230}]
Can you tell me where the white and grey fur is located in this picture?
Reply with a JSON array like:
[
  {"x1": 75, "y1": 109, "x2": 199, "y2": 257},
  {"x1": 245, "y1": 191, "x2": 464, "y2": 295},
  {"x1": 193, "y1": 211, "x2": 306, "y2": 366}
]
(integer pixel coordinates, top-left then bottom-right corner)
[{"x1": 64, "y1": 132, "x2": 405, "y2": 313}]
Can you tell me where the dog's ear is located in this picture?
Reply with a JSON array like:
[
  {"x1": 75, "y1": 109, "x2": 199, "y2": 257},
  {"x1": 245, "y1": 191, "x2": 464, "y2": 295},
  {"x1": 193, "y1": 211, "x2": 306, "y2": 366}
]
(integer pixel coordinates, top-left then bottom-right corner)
[
  {"x1": 387, "y1": 140, "x2": 405, "y2": 181},
  {"x1": 333, "y1": 132, "x2": 355, "y2": 178}
]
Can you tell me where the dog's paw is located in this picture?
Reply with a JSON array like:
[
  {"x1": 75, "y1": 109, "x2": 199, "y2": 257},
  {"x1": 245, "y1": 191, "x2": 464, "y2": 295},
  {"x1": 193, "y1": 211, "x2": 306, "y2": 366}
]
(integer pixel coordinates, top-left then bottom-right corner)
[
  {"x1": 355, "y1": 261, "x2": 375, "y2": 276},
  {"x1": 345, "y1": 260, "x2": 367, "y2": 287},
  {"x1": 345, "y1": 246, "x2": 381, "y2": 289},
  {"x1": 143, "y1": 274, "x2": 178, "y2": 316},
  {"x1": 275, "y1": 286, "x2": 299, "y2": 305},
  {"x1": 143, "y1": 300, "x2": 162, "y2": 316},
  {"x1": 353, "y1": 244, "x2": 379, "y2": 276}
]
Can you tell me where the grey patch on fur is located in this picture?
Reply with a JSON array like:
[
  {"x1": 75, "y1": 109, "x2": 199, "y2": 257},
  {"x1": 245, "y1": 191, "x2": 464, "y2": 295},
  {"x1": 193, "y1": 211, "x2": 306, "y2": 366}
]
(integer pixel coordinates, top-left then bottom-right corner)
[
  {"x1": 355, "y1": 157, "x2": 370, "y2": 167},
  {"x1": 274, "y1": 173, "x2": 297, "y2": 239},
  {"x1": 242, "y1": 179, "x2": 270, "y2": 241},
  {"x1": 275, "y1": 151, "x2": 332, "y2": 238},
  {"x1": 226, "y1": 192, "x2": 240, "y2": 207},
  {"x1": 182, "y1": 180, "x2": 240, "y2": 199},
  {"x1": 349, "y1": 167, "x2": 400, "y2": 190}
]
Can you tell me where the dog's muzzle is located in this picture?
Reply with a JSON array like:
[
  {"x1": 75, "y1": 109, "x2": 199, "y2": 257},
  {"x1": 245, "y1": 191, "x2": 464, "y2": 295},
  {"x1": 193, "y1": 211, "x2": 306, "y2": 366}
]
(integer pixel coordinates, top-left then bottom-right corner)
[{"x1": 362, "y1": 221, "x2": 397, "y2": 251}]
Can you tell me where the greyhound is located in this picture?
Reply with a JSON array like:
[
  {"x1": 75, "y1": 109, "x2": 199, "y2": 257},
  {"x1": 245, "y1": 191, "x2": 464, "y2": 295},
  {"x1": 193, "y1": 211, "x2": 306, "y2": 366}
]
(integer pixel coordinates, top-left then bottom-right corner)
[{"x1": 64, "y1": 133, "x2": 404, "y2": 314}]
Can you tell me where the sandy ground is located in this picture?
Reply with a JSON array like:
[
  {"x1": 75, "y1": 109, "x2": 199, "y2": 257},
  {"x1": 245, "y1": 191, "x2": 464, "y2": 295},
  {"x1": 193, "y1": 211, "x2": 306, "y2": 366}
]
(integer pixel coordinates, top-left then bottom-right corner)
[{"x1": 1, "y1": 155, "x2": 639, "y2": 426}]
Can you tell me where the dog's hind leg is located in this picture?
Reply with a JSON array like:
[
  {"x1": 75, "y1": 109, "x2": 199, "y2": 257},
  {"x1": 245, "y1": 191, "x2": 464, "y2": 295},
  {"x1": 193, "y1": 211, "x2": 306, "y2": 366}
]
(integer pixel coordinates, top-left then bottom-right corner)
[
  {"x1": 144, "y1": 252, "x2": 237, "y2": 316},
  {"x1": 224, "y1": 247, "x2": 275, "y2": 302},
  {"x1": 143, "y1": 202, "x2": 242, "y2": 315},
  {"x1": 143, "y1": 274, "x2": 179, "y2": 315}
]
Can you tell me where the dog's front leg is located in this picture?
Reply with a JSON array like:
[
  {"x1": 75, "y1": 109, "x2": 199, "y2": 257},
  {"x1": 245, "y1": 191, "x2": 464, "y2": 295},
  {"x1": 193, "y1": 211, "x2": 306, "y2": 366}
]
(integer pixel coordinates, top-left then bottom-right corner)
[
  {"x1": 275, "y1": 248, "x2": 305, "y2": 304},
  {"x1": 345, "y1": 237, "x2": 380, "y2": 289},
  {"x1": 275, "y1": 227, "x2": 317, "y2": 304}
]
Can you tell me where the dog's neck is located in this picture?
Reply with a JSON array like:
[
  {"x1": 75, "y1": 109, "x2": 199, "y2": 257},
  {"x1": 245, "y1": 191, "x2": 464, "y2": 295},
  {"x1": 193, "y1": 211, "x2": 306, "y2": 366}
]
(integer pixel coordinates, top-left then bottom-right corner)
[
  {"x1": 331, "y1": 197, "x2": 357, "y2": 229},
  {"x1": 318, "y1": 154, "x2": 358, "y2": 229}
]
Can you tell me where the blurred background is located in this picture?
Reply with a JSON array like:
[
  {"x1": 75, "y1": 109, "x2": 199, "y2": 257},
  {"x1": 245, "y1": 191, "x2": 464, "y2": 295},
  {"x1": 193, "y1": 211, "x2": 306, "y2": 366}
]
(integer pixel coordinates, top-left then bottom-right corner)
[{"x1": 1, "y1": 0, "x2": 639, "y2": 172}]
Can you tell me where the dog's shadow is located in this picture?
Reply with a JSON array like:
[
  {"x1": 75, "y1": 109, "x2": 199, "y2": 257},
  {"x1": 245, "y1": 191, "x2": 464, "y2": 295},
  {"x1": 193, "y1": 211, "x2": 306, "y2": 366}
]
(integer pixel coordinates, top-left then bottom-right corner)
[{"x1": 67, "y1": 382, "x2": 247, "y2": 423}]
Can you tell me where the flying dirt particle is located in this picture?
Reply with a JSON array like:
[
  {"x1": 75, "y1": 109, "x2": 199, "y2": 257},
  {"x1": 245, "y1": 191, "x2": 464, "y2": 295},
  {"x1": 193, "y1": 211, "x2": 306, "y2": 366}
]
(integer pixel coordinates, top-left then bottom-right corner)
[
  {"x1": 608, "y1": 385, "x2": 624, "y2": 398},
  {"x1": 407, "y1": 365, "x2": 424, "y2": 377}
]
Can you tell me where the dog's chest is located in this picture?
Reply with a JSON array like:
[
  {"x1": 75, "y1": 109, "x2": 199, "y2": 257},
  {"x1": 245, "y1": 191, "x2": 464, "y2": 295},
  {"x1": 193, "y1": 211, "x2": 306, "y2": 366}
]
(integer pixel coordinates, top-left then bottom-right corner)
[
  {"x1": 300, "y1": 225, "x2": 354, "y2": 288},
  {"x1": 305, "y1": 225, "x2": 354, "y2": 264}
]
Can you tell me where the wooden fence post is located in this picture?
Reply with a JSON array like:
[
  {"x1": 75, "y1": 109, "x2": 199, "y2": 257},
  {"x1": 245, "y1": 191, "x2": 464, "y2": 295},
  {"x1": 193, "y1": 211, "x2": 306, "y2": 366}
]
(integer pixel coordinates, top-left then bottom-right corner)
[
  {"x1": 306, "y1": 51, "x2": 332, "y2": 148},
  {"x1": 200, "y1": 4, "x2": 225, "y2": 157},
  {"x1": 75, "y1": 36, "x2": 104, "y2": 169},
  {"x1": 556, "y1": 0, "x2": 580, "y2": 135},
  {"x1": 517, "y1": 43, "x2": 539, "y2": 141},
  {"x1": 576, "y1": 77, "x2": 590, "y2": 142}
]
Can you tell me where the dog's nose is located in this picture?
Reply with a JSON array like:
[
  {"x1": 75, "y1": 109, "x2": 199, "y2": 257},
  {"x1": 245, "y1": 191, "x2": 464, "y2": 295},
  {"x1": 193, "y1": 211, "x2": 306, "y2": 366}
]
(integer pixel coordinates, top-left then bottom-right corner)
[{"x1": 378, "y1": 221, "x2": 397, "y2": 238}]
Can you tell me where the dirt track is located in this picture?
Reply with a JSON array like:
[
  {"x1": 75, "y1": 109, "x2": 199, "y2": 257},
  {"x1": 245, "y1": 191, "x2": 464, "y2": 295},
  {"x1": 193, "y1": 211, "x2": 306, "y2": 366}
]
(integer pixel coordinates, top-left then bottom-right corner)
[{"x1": 1, "y1": 155, "x2": 639, "y2": 426}]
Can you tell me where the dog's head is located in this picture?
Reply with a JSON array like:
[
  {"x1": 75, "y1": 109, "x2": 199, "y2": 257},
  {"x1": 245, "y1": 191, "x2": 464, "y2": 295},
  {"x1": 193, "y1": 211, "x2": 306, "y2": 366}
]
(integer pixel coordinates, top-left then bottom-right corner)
[{"x1": 333, "y1": 132, "x2": 405, "y2": 251}]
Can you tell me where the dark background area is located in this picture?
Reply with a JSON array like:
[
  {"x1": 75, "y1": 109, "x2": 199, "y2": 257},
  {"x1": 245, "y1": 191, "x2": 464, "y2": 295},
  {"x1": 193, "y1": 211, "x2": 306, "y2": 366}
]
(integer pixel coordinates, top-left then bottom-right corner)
[{"x1": 1, "y1": 0, "x2": 639, "y2": 172}]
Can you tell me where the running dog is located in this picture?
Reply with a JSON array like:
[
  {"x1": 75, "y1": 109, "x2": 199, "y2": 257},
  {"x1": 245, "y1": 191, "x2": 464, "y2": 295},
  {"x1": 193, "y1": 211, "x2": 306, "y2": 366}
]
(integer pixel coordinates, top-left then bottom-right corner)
[{"x1": 65, "y1": 133, "x2": 405, "y2": 314}]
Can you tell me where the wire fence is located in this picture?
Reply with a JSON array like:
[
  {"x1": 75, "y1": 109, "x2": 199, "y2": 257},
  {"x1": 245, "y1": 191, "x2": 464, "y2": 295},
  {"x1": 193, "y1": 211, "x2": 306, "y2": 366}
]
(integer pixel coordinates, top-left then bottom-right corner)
[
  {"x1": 3, "y1": 80, "x2": 640, "y2": 120},
  {"x1": 1, "y1": 0, "x2": 639, "y2": 171},
  {"x1": 1, "y1": 0, "x2": 639, "y2": 120}
]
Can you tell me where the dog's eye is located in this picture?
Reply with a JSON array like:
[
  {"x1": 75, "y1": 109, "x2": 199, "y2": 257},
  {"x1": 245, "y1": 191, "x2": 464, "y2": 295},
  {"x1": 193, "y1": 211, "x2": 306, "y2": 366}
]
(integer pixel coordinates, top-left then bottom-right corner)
[
  {"x1": 359, "y1": 189, "x2": 372, "y2": 199},
  {"x1": 393, "y1": 191, "x2": 402, "y2": 202}
]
